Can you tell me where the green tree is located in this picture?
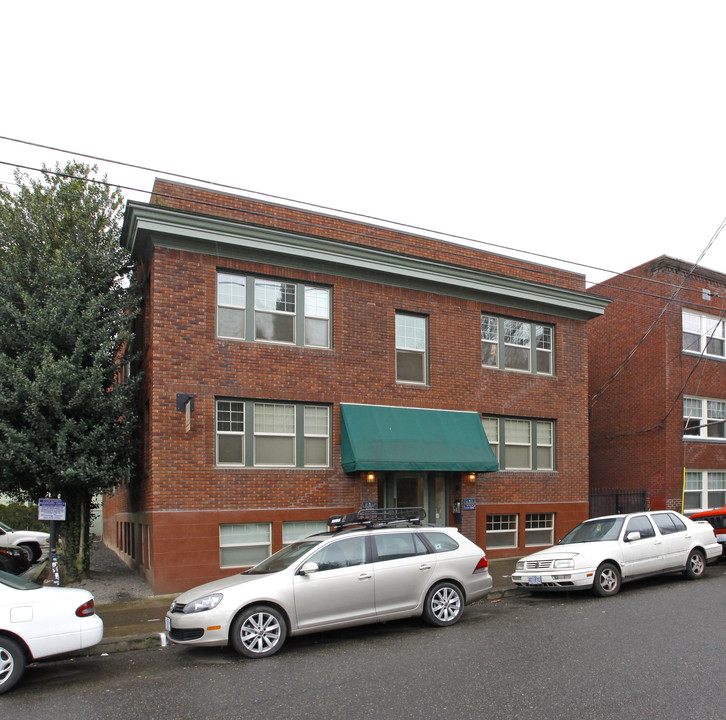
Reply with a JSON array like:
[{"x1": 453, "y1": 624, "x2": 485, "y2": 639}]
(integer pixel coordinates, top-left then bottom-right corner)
[{"x1": 0, "y1": 162, "x2": 140, "y2": 580}]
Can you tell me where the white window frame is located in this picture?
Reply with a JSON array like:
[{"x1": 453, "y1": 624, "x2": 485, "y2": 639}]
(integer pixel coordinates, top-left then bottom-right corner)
[
  {"x1": 482, "y1": 416, "x2": 555, "y2": 471},
  {"x1": 683, "y1": 396, "x2": 726, "y2": 440},
  {"x1": 525, "y1": 513, "x2": 554, "y2": 546},
  {"x1": 684, "y1": 470, "x2": 726, "y2": 512},
  {"x1": 219, "y1": 523, "x2": 271, "y2": 568},
  {"x1": 486, "y1": 514, "x2": 518, "y2": 548},
  {"x1": 682, "y1": 309, "x2": 726, "y2": 358},
  {"x1": 216, "y1": 272, "x2": 331, "y2": 349},
  {"x1": 254, "y1": 403, "x2": 296, "y2": 467},
  {"x1": 216, "y1": 399, "x2": 245, "y2": 466},
  {"x1": 482, "y1": 314, "x2": 554, "y2": 375},
  {"x1": 395, "y1": 312, "x2": 428, "y2": 384},
  {"x1": 282, "y1": 521, "x2": 328, "y2": 545}
]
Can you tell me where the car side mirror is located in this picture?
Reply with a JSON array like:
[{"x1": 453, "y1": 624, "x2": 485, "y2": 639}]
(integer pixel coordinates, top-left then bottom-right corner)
[
  {"x1": 626, "y1": 531, "x2": 641, "y2": 542},
  {"x1": 298, "y1": 561, "x2": 319, "y2": 576}
]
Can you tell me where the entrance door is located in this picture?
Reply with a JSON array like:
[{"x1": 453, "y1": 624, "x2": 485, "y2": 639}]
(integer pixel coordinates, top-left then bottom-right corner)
[{"x1": 379, "y1": 473, "x2": 448, "y2": 526}]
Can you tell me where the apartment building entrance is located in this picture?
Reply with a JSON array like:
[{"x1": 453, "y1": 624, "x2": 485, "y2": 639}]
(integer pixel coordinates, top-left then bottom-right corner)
[{"x1": 378, "y1": 473, "x2": 449, "y2": 526}]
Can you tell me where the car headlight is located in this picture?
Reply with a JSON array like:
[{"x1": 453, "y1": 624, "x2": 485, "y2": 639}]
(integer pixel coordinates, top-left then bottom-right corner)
[
  {"x1": 515, "y1": 560, "x2": 525, "y2": 571},
  {"x1": 553, "y1": 559, "x2": 575, "y2": 569},
  {"x1": 183, "y1": 593, "x2": 223, "y2": 613}
]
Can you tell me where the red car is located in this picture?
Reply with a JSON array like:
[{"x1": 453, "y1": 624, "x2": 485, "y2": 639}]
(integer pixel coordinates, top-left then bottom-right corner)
[{"x1": 690, "y1": 505, "x2": 726, "y2": 559}]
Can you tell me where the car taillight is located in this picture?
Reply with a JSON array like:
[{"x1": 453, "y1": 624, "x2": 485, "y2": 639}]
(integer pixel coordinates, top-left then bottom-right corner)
[
  {"x1": 473, "y1": 556, "x2": 489, "y2": 574},
  {"x1": 76, "y1": 599, "x2": 96, "y2": 617}
]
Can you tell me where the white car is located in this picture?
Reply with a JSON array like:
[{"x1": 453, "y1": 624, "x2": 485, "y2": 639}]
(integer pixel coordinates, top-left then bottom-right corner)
[
  {"x1": 166, "y1": 508, "x2": 492, "y2": 658},
  {"x1": 0, "y1": 521, "x2": 50, "y2": 562},
  {"x1": 512, "y1": 511, "x2": 721, "y2": 597},
  {"x1": 0, "y1": 570, "x2": 104, "y2": 694}
]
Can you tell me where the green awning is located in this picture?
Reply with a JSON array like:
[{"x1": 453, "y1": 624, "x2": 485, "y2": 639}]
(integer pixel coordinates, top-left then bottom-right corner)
[{"x1": 340, "y1": 404, "x2": 499, "y2": 473}]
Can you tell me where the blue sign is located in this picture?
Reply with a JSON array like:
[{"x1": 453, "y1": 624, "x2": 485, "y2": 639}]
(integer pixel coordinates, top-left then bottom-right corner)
[
  {"x1": 463, "y1": 498, "x2": 476, "y2": 511},
  {"x1": 38, "y1": 498, "x2": 66, "y2": 521}
]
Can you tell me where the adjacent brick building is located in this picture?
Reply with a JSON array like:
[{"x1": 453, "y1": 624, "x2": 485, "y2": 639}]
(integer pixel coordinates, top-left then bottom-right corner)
[
  {"x1": 104, "y1": 179, "x2": 609, "y2": 594},
  {"x1": 588, "y1": 256, "x2": 726, "y2": 514}
]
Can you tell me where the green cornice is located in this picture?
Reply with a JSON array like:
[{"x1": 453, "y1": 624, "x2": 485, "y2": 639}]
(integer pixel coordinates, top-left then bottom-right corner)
[{"x1": 122, "y1": 202, "x2": 610, "y2": 320}]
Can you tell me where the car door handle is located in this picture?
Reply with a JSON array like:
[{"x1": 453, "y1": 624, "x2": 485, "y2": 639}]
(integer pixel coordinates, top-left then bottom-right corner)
[
  {"x1": 358, "y1": 572, "x2": 372, "y2": 580},
  {"x1": 419, "y1": 563, "x2": 432, "y2": 571}
]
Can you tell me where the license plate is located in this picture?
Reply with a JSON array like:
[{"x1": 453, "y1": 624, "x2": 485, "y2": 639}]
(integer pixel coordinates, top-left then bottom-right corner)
[
  {"x1": 165, "y1": 617, "x2": 171, "y2": 632},
  {"x1": 528, "y1": 576, "x2": 543, "y2": 585}
]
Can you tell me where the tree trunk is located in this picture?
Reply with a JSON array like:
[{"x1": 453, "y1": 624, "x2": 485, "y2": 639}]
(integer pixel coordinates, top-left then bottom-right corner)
[{"x1": 58, "y1": 488, "x2": 92, "y2": 582}]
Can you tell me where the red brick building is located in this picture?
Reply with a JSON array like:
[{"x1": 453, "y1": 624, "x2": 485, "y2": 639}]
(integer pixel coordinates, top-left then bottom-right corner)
[
  {"x1": 589, "y1": 256, "x2": 726, "y2": 514},
  {"x1": 104, "y1": 179, "x2": 608, "y2": 594}
]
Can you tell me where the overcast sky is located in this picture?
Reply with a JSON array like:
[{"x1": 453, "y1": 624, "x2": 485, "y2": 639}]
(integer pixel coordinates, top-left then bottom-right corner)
[{"x1": 2, "y1": 1, "x2": 726, "y2": 287}]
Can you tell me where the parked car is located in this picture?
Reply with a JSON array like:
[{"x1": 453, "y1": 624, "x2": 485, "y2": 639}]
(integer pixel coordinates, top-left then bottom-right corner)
[
  {"x1": 0, "y1": 521, "x2": 50, "y2": 563},
  {"x1": 512, "y1": 510, "x2": 721, "y2": 597},
  {"x1": 689, "y1": 505, "x2": 726, "y2": 559},
  {"x1": 0, "y1": 570, "x2": 103, "y2": 694},
  {"x1": 166, "y1": 507, "x2": 492, "y2": 658},
  {"x1": 0, "y1": 546, "x2": 30, "y2": 576}
]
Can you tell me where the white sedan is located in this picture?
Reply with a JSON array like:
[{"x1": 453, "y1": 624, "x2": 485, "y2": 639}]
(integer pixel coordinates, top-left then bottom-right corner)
[
  {"x1": 512, "y1": 511, "x2": 721, "y2": 597},
  {"x1": 0, "y1": 570, "x2": 104, "y2": 694}
]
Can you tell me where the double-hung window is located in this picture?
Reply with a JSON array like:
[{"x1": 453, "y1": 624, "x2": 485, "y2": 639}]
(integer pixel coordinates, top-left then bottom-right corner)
[
  {"x1": 684, "y1": 396, "x2": 726, "y2": 439},
  {"x1": 486, "y1": 514, "x2": 518, "y2": 548},
  {"x1": 482, "y1": 416, "x2": 555, "y2": 471},
  {"x1": 682, "y1": 309, "x2": 726, "y2": 358},
  {"x1": 525, "y1": 513, "x2": 554, "y2": 546},
  {"x1": 217, "y1": 272, "x2": 331, "y2": 348},
  {"x1": 481, "y1": 314, "x2": 554, "y2": 375},
  {"x1": 684, "y1": 470, "x2": 726, "y2": 512},
  {"x1": 396, "y1": 312, "x2": 428, "y2": 384},
  {"x1": 220, "y1": 523, "x2": 271, "y2": 568},
  {"x1": 216, "y1": 400, "x2": 330, "y2": 468}
]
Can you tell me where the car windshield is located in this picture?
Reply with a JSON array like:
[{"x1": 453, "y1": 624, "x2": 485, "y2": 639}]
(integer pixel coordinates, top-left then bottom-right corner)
[
  {"x1": 559, "y1": 517, "x2": 624, "y2": 544},
  {"x1": 0, "y1": 569, "x2": 40, "y2": 590},
  {"x1": 244, "y1": 539, "x2": 322, "y2": 574},
  {"x1": 0, "y1": 521, "x2": 13, "y2": 532}
]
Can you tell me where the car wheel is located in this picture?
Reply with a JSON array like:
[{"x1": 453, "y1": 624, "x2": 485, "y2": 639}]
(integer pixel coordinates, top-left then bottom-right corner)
[
  {"x1": 230, "y1": 606, "x2": 287, "y2": 658},
  {"x1": 683, "y1": 549, "x2": 706, "y2": 580},
  {"x1": 592, "y1": 562, "x2": 621, "y2": 597},
  {"x1": 18, "y1": 543, "x2": 36, "y2": 563},
  {"x1": 422, "y1": 582, "x2": 464, "y2": 626},
  {"x1": 0, "y1": 637, "x2": 26, "y2": 695}
]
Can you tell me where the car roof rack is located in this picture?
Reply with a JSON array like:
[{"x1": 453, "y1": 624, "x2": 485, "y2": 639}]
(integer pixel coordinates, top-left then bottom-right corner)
[{"x1": 327, "y1": 507, "x2": 427, "y2": 531}]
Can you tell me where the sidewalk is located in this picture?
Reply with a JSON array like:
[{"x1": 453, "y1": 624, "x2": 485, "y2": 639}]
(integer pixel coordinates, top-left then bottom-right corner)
[{"x1": 88, "y1": 556, "x2": 522, "y2": 655}]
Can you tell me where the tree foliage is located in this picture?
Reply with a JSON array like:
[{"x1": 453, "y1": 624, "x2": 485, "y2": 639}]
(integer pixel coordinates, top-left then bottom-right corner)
[{"x1": 0, "y1": 162, "x2": 140, "y2": 578}]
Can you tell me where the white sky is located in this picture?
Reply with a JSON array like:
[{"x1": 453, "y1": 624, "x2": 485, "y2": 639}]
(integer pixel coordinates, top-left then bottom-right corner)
[{"x1": 3, "y1": 1, "x2": 726, "y2": 286}]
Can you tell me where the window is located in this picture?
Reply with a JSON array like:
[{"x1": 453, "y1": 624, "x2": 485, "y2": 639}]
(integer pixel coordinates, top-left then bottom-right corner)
[
  {"x1": 255, "y1": 403, "x2": 295, "y2": 466},
  {"x1": 217, "y1": 272, "x2": 331, "y2": 348},
  {"x1": 304, "y1": 406, "x2": 329, "y2": 466},
  {"x1": 304, "y1": 286, "x2": 330, "y2": 347},
  {"x1": 682, "y1": 309, "x2": 726, "y2": 358},
  {"x1": 282, "y1": 521, "x2": 328, "y2": 545},
  {"x1": 486, "y1": 514, "x2": 518, "y2": 548},
  {"x1": 683, "y1": 396, "x2": 726, "y2": 439},
  {"x1": 374, "y1": 532, "x2": 428, "y2": 561},
  {"x1": 480, "y1": 417, "x2": 499, "y2": 461},
  {"x1": 651, "y1": 513, "x2": 687, "y2": 535},
  {"x1": 309, "y1": 537, "x2": 367, "y2": 570},
  {"x1": 216, "y1": 400, "x2": 245, "y2": 465},
  {"x1": 482, "y1": 416, "x2": 555, "y2": 471},
  {"x1": 396, "y1": 312, "x2": 427, "y2": 384},
  {"x1": 220, "y1": 523, "x2": 270, "y2": 567},
  {"x1": 255, "y1": 279, "x2": 296, "y2": 343},
  {"x1": 482, "y1": 314, "x2": 554, "y2": 375},
  {"x1": 684, "y1": 470, "x2": 726, "y2": 512},
  {"x1": 216, "y1": 400, "x2": 330, "y2": 468},
  {"x1": 525, "y1": 513, "x2": 554, "y2": 546},
  {"x1": 624, "y1": 516, "x2": 656, "y2": 540},
  {"x1": 217, "y1": 273, "x2": 246, "y2": 339}
]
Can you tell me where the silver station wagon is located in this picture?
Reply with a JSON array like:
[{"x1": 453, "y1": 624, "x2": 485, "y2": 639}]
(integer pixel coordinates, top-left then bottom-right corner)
[{"x1": 166, "y1": 508, "x2": 492, "y2": 657}]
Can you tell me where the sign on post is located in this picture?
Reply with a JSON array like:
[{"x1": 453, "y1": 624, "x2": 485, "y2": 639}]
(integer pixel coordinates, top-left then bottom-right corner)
[{"x1": 38, "y1": 498, "x2": 67, "y2": 521}]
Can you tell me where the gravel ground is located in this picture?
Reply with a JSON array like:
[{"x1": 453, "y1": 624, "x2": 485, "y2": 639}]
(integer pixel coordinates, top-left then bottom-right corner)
[{"x1": 61, "y1": 539, "x2": 155, "y2": 604}]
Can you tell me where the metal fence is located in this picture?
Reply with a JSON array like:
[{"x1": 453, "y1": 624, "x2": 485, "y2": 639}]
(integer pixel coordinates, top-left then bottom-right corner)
[{"x1": 589, "y1": 489, "x2": 648, "y2": 517}]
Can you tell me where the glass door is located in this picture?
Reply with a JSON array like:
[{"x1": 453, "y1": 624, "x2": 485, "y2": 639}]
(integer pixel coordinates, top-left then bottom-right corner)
[{"x1": 378, "y1": 473, "x2": 448, "y2": 526}]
